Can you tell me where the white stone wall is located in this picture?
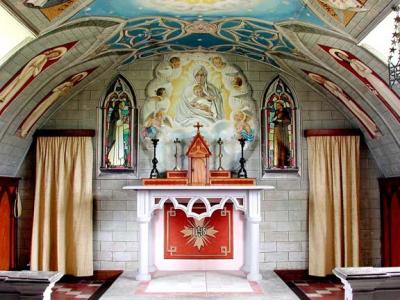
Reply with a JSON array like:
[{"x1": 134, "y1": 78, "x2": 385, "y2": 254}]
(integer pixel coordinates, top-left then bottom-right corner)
[{"x1": 17, "y1": 55, "x2": 382, "y2": 271}]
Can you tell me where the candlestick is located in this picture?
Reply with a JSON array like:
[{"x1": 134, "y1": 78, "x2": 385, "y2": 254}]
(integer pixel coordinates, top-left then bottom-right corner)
[
  {"x1": 237, "y1": 137, "x2": 247, "y2": 178},
  {"x1": 149, "y1": 138, "x2": 160, "y2": 178},
  {"x1": 217, "y1": 138, "x2": 224, "y2": 170},
  {"x1": 173, "y1": 138, "x2": 181, "y2": 171}
]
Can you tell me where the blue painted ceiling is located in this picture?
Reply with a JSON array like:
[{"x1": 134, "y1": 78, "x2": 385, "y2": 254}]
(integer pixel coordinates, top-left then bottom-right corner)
[{"x1": 74, "y1": 0, "x2": 323, "y2": 25}]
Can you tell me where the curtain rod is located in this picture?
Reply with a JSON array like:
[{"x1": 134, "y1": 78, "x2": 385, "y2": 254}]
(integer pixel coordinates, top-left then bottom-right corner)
[
  {"x1": 304, "y1": 129, "x2": 362, "y2": 137},
  {"x1": 34, "y1": 129, "x2": 96, "y2": 137}
]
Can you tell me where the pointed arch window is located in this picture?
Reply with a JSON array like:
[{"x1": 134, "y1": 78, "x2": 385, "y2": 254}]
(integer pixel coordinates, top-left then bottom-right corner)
[
  {"x1": 100, "y1": 75, "x2": 138, "y2": 172},
  {"x1": 262, "y1": 76, "x2": 298, "y2": 173}
]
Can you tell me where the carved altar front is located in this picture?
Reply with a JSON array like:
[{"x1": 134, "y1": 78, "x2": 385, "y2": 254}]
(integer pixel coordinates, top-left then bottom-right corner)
[{"x1": 123, "y1": 185, "x2": 274, "y2": 282}]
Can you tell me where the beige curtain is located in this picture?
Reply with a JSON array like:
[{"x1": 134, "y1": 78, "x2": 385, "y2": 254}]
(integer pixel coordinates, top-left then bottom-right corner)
[
  {"x1": 31, "y1": 136, "x2": 93, "y2": 276},
  {"x1": 308, "y1": 135, "x2": 360, "y2": 276}
]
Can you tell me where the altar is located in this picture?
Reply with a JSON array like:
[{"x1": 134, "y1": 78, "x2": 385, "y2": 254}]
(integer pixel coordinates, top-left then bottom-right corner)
[
  {"x1": 123, "y1": 185, "x2": 274, "y2": 282},
  {"x1": 125, "y1": 123, "x2": 274, "y2": 282}
]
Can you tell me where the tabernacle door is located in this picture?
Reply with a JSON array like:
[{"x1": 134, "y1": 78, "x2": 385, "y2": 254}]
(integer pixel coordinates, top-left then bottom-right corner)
[{"x1": 191, "y1": 157, "x2": 207, "y2": 185}]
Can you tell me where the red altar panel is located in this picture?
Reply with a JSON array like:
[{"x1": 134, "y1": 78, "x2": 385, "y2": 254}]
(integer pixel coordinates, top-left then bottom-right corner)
[
  {"x1": 164, "y1": 203, "x2": 233, "y2": 259},
  {"x1": 379, "y1": 177, "x2": 400, "y2": 266}
]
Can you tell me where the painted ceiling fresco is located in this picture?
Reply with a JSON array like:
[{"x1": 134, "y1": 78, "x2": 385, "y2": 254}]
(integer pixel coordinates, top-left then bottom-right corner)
[
  {"x1": 99, "y1": 17, "x2": 296, "y2": 67},
  {"x1": 74, "y1": 0, "x2": 323, "y2": 25}
]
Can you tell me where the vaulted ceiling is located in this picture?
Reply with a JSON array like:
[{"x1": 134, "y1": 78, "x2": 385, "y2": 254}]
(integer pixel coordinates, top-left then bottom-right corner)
[{"x1": 0, "y1": 0, "x2": 399, "y2": 176}]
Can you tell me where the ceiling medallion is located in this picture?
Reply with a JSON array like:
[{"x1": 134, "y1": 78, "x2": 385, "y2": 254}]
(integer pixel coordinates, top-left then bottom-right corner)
[
  {"x1": 139, "y1": 0, "x2": 261, "y2": 12},
  {"x1": 181, "y1": 218, "x2": 218, "y2": 250},
  {"x1": 185, "y1": 20, "x2": 218, "y2": 34}
]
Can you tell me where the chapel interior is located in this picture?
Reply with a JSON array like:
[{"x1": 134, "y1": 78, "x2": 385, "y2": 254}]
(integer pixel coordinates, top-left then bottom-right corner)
[{"x1": 0, "y1": 0, "x2": 400, "y2": 299}]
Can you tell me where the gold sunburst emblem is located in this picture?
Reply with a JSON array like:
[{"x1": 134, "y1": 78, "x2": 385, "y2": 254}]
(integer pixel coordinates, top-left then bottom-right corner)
[{"x1": 181, "y1": 219, "x2": 218, "y2": 250}]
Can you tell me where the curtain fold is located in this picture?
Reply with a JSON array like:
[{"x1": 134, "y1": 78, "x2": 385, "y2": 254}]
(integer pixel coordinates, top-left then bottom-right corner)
[
  {"x1": 31, "y1": 136, "x2": 93, "y2": 276},
  {"x1": 308, "y1": 135, "x2": 360, "y2": 276}
]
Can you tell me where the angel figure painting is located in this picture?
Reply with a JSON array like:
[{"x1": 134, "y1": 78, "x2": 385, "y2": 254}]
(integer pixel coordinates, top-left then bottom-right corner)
[
  {"x1": 263, "y1": 77, "x2": 297, "y2": 171},
  {"x1": 0, "y1": 42, "x2": 76, "y2": 115},
  {"x1": 317, "y1": 0, "x2": 367, "y2": 26},
  {"x1": 17, "y1": 68, "x2": 94, "y2": 138},
  {"x1": 24, "y1": 0, "x2": 79, "y2": 21}
]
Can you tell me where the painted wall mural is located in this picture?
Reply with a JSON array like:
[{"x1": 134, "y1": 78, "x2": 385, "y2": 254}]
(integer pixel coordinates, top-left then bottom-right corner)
[
  {"x1": 24, "y1": 0, "x2": 79, "y2": 21},
  {"x1": 316, "y1": 0, "x2": 368, "y2": 26},
  {"x1": 0, "y1": 41, "x2": 77, "y2": 115},
  {"x1": 17, "y1": 68, "x2": 96, "y2": 138},
  {"x1": 320, "y1": 44, "x2": 400, "y2": 123},
  {"x1": 141, "y1": 52, "x2": 258, "y2": 172},
  {"x1": 262, "y1": 77, "x2": 298, "y2": 172},
  {"x1": 304, "y1": 70, "x2": 381, "y2": 138}
]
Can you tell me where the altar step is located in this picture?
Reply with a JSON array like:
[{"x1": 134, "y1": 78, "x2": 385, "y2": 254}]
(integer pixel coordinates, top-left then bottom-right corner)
[
  {"x1": 101, "y1": 270, "x2": 299, "y2": 299},
  {"x1": 136, "y1": 271, "x2": 263, "y2": 295}
]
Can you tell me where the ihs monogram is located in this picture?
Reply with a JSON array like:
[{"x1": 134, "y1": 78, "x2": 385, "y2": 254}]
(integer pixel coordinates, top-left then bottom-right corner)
[{"x1": 181, "y1": 219, "x2": 218, "y2": 250}]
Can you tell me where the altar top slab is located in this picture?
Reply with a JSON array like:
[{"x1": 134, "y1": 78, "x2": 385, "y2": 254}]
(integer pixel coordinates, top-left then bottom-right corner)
[
  {"x1": 334, "y1": 267, "x2": 400, "y2": 279},
  {"x1": 123, "y1": 185, "x2": 274, "y2": 191}
]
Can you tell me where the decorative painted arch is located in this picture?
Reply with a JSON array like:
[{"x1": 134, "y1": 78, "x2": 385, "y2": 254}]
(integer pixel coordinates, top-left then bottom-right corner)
[
  {"x1": 100, "y1": 74, "x2": 138, "y2": 173},
  {"x1": 261, "y1": 76, "x2": 299, "y2": 173}
]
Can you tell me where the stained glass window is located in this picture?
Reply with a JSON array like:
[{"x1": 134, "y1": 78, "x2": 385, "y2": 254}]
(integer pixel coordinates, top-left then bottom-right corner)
[
  {"x1": 262, "y1": 76, "x2": 298, "y2": 172},
  {"x1": 101, "y1": 75, "x2": 137, "y2": 172}
]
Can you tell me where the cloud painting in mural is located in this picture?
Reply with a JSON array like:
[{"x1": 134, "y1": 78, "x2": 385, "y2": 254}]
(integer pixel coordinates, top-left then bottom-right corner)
[
  {"x1": 320, "y1": 44, "x2": 400, "y2": 123},
  {"x1": 0, "y1": 41, "x2": 77, "y2": 116},
  {"x1": 304, "y1": 70, "x2": 380, "y2": 138},
  {"x1": 316, "y1": 0, "x2": 367, "y2": 26},
  {"x1": 17, "y1": 68, "x2": 96, "y2": 138},
  {"x1": 24, "y1": 0, "x2": 79, "y2": 20},
  {"x1": 73, "y1": 0, "x2": 323, "y2": 25}
]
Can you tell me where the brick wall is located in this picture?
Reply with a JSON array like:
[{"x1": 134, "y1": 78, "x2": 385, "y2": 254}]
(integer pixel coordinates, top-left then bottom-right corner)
[{"x1": 17, "y1": 54, "x2": 382, "y2": 271}]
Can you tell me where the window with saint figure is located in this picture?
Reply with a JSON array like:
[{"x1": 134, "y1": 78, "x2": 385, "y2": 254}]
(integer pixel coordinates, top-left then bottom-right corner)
[
  {"x1": 101, "y1": 75, "x2": 137, "y2": 172},
  {"x1": 262, "y1": 76, "x2": 298, "y2": 172}
]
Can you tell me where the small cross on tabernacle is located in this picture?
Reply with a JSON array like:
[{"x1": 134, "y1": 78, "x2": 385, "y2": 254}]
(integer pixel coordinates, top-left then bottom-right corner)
[{"x1": 193, "y1": 122, "x2": 203, "y2": 133}]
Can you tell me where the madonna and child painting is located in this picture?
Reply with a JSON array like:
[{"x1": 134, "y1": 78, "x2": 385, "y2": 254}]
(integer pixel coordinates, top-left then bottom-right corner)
[{"x1": 141, "y1": 53, "x2": 257, "y2": 171}]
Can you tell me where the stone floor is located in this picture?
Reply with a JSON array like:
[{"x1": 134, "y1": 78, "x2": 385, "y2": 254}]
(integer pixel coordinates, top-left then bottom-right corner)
[{"x1": 101, "y1": 270, "x2": 299, "y2": 299}]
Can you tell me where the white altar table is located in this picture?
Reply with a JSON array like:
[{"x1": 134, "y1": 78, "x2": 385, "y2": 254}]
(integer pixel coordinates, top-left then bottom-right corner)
[{"x1": 122, "y1": 185, "x2": 274, "y2": 282}]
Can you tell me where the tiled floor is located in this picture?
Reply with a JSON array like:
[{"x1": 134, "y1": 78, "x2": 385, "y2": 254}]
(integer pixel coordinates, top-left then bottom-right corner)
[
  {"x1": 291, "y1": 280, "x2": 343, "y2": 300},
  {"x1": 275, "y1": 270, "x2": 344, "y2": 300},
  {"x1": 51, "y1": 271, "x2": 122, "y2": 300},
  {"x1": 49, "y1": 270, "x2": 345, "y2": 299},
  {"x1": 101, "y1": 270, "x2": 299, "y2": 299},
  {"x1": 52, "y1": 282, "x2": 103, "y2": 299}
]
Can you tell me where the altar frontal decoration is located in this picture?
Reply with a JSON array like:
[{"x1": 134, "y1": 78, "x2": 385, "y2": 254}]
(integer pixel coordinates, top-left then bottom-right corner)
[
  {"x1": 141, "y1": 53, "x2": 258, "y2": 172},
  {"x1": 164, "y1": 203, "x2": 233, "y2": 259}
]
